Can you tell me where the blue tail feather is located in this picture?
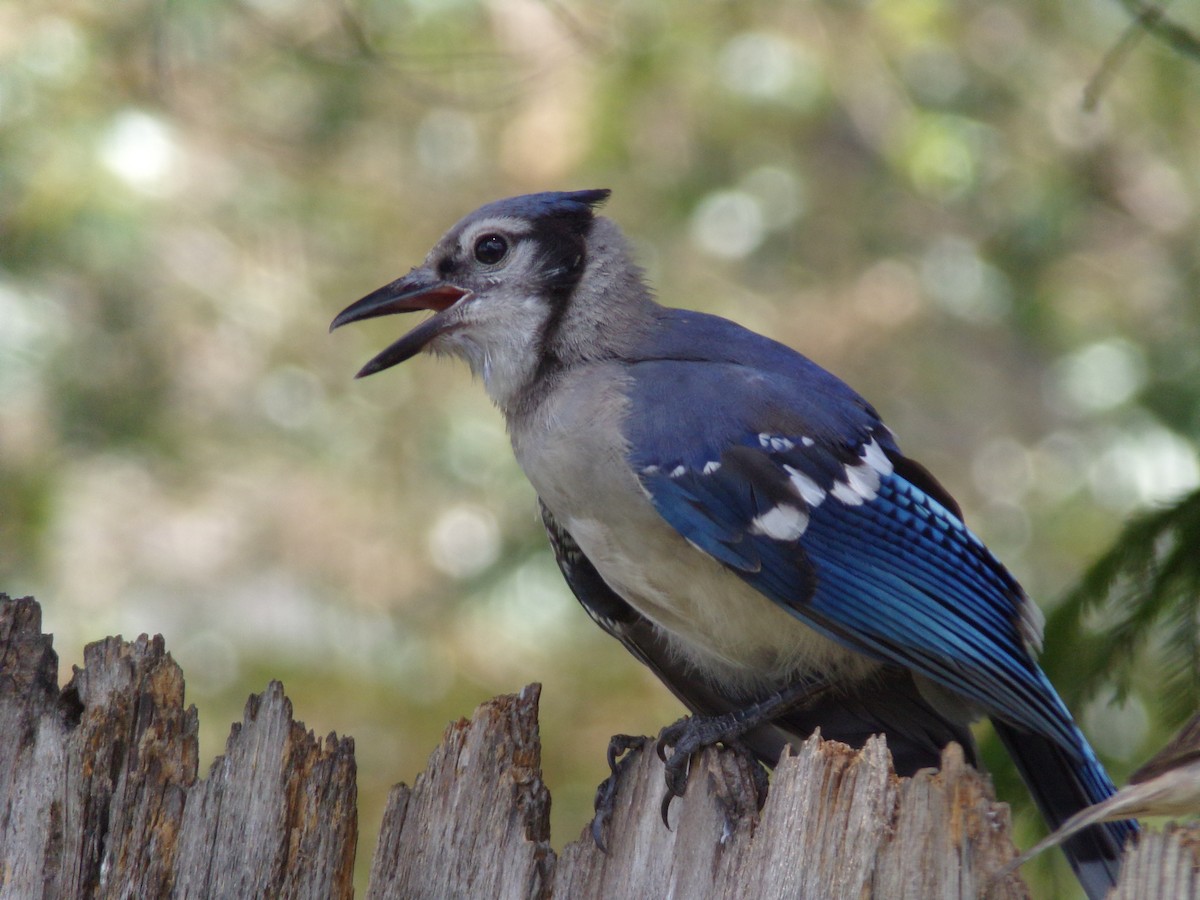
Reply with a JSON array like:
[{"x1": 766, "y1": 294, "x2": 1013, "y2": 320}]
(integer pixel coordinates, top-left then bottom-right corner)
[{"x1": 992, "y1": 720, "x2": 1137, "y2": 899}]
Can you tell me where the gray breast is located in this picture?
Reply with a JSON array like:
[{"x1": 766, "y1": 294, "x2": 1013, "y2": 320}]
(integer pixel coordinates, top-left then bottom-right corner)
[{"x1": 509, "y1": 364, "x2": 878, "y2": 694}]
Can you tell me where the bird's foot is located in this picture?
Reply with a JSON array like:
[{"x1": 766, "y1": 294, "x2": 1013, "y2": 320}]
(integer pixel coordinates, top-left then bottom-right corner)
[
  {"x1": 592, "y1": 680, "x2": 830, "y2": 847},
  {"x1": 590, "y1": 733, "x2": 652, "y2": 852},
  {"x1": 654, "y1": 714, "x2": 770, "y2": 825}
]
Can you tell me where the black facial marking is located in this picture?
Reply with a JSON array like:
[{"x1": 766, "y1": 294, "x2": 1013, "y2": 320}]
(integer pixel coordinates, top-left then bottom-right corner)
[
  {"x1": 437, "y1": 256, "x2": 460, "y2": 279},
  {"x1": 532, "y1": 208, "x2": 601, "y2": 377}
]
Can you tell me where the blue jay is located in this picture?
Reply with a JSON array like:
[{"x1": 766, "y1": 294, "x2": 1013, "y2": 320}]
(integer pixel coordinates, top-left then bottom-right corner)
[{"x1": 331, "y1": 189, "x2": 1136, "y2": 897}]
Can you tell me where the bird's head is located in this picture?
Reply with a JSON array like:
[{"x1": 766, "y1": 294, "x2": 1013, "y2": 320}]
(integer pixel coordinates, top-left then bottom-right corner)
[{"x1": 331, "y1": 189, "x2": 647, "y2": 412}]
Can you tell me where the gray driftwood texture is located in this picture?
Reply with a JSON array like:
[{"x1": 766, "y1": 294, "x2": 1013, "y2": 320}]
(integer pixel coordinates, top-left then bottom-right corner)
[
  {"x1": 0, "y1": 595, "x2": 356, "y2": 899},
  {"x1": 2, "y1": 593, "x2": 1195, "y2": 898}
]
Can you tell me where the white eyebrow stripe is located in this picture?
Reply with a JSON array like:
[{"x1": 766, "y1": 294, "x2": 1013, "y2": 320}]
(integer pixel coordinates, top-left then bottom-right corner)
[{"x1": 462, "y1": 216, "x2": 535, "y2": 240}]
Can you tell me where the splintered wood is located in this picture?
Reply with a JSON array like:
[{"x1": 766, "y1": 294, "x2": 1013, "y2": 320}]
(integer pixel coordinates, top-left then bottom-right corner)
[
  {"x1": 0, "y1": 595, "x2": 356, "y2": 899},
  {"x1": 3, "y1": 593, "x2": 1192, "y2": 898}
]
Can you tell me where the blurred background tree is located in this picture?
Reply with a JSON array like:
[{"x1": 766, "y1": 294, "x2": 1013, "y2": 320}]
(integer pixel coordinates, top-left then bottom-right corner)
[{"x1": 2, "y1": 0, "x2": 1199, "y2": 894}]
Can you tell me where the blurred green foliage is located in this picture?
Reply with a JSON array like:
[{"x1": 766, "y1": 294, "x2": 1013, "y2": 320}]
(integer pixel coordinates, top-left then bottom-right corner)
[
  {"x1": 1044, "y1": 486, "x2": 1200, "y2": 724},
  {"x1": 2, "y1": 0, "x2": 1200, "y2": 894}
]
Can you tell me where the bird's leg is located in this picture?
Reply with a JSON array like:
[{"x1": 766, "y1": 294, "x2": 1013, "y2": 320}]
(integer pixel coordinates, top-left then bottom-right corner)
[
  {"x1": 589, "y1": 677, "x2": 837, "y2": 849},
  {"x1": 654, "y1": 677, "x2": 836, "y2": 824}
]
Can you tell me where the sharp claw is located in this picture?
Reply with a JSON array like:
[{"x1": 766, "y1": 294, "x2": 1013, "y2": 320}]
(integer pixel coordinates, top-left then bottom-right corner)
[
  {"x1": 591, "y1": 773, "x2": 617, "y2": 852},
  {"x1": 655, "y1": 716, "x2": 685, "y2": 764},
  {"x1": 594, "y1": 715, "x2": 775, "y2": 846},
  {"x1": 591, "y1": 733, "x2": 651, "y2": 853},
  {"x1": 607, "y1": 733, "x2": 642, "y2": 771},
  {"x1": 658, "y1": 745, "x2": 691, "y2": 828},
  {"x1": 660, "y1": 790, "x2": 674, "y2": 827},
  {"x1": 751, "y1": 759, "x2": 770, "y2": 810},
  {"x1": 591, "y1": 810, "x2": 610, "y2": 854},
  {"x1": 604, "y1": 734, "x2": 633, "y2": 772},
  {"x1": 607, "y1": 743, "x2": 622, "y2": 772}
]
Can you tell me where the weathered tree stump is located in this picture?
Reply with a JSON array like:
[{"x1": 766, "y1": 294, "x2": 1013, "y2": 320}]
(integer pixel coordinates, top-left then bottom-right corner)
[
  {"x1": 367, "y1": 684, "x2": 554, "y2": 900},
  {"x1": 1109, "y1": 825, "x2": 1200, "y2": 899},
  {"x1": 544, "y1": 723, "x2": 1028, "y2": 899},
  {"x1": 0, "y1": 595, "x2": 356, "y2": 899},
  {"x1": 3, "y1": 593, "x2": 1196, "y2": 898}
]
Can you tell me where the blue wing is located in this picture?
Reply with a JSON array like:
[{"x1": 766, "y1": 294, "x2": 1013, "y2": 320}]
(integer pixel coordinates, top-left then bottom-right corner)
[
  {"x1": 619, "y1": 310, "x2": 1134, "y2": 894},
  {"x1": 622, "y1": 311, "x2": 1073, "y2": 750}
]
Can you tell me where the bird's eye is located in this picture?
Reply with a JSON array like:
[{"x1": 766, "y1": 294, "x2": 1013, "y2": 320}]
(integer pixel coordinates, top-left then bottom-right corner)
[{"x1": 473, "y1": 234, "x2": 508, "y2": 265}]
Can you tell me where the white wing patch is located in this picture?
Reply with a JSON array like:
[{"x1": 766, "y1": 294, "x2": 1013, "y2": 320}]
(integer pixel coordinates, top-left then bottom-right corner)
[
  {"x1": 861, "y1": 437, "x2": 895, "y2": 477},
  {"x1": 758, "y1": 433, "x2": 796, "y2": 452},
  {"x1": 830, "y1": 437, "x2": 894, "y2": 506},
  {"x1": 749, "y1": 503, "x2": 809, "y2": 541},
  {"x1": 641, "y1": 434, "x2": 894, "y2": 534},
  {"x1": 784, "y1": 464, "x2": 827, "y2": 507}
]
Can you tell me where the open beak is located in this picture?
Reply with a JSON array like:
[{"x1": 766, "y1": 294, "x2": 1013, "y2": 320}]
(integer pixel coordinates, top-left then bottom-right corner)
[{"x1": 330, "y1": 270, "x2": 471, "y2": 378}]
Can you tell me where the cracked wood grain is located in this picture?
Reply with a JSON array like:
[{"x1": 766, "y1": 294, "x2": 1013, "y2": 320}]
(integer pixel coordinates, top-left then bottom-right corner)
[{"x1": 5, "y1": 593, "x2": 1193, "y2": 898}]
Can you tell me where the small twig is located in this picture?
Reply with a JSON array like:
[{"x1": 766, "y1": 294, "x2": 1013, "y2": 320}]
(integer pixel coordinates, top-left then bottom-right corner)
[
  {"x1": 1119, "y1": 0, "x2": 1200, "y2": 60},
  {"x1": 1084, "y1": 5, "x2": 1162, "y2": 110},
  {"x1": 1087, "y1": 0, "x2": 1200, "y2": 108}
]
